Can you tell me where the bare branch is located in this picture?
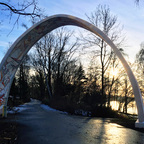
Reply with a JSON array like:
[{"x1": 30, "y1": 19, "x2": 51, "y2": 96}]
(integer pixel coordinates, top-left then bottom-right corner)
[{"x1": 0, "y1": 2, "x2": 40, "y2": 17}]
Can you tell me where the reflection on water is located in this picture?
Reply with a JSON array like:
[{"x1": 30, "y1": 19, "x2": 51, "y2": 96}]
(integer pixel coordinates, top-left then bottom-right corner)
[{"x1": 110, "y1": 101, "x2": 138, "y2": 115}]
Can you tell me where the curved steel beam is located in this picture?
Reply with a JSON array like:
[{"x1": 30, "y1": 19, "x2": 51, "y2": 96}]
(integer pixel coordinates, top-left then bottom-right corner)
[{"x1": 0, "y1": 14, "x2": 143, "y2": 127}]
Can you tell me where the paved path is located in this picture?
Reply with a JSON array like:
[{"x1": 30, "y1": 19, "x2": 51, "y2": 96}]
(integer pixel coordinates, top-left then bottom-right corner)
[{"x1": 16, "y1": 100, "x2": 144, "y2": 144}]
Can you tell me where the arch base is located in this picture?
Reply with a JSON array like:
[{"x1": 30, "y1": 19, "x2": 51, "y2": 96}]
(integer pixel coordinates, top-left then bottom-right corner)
[{"x1": 135, "y1": 120, "x2": 144, "y2": 128}]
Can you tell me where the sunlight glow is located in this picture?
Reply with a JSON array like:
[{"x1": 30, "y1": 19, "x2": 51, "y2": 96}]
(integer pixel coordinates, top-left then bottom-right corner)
[
  {"x1": 111, "y1": 69, "x2": 118, "y2": 77},
  {"x1": 109, "y1": 68, "x2": 119, "y2": 78},
  {"x1": 29, "y1": 69, "x2": 36, "y2": 76}
]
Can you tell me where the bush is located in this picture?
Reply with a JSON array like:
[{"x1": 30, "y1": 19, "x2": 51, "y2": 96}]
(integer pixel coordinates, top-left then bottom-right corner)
[{"x1": 91, "y1": 105, "x2": 119, "y2": 118}]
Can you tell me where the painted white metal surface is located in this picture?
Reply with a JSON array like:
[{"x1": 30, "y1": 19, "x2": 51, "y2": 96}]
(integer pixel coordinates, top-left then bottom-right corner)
[{"x1": 0, "y1": 14, "x2": 143, "y2": 127}]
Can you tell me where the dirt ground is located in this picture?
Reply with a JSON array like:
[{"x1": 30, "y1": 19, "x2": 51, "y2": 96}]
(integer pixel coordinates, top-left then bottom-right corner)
[{"x1": 0, "y1": 114, "x2": 17, "y2": 144}]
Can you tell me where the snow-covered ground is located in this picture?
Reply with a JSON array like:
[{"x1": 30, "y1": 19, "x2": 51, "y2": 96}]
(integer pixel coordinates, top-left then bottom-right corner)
[
  {"x1": 6, "y1": 98, "x2": 90, "y2": 117},
  {"x1": 7, "y1": 98, "x2": 42, "y2": 114},
  {"x1": 40, "y1": 104, "x2": 91, "y2": 116},
  {"x1": 75, "y1": 109, "x2": 92, "y2": 117},
  {"x1": 40, "y1": 104, "x2": 68, "y2": 114},
  {"x1": 7, "y1": 98, "x2": 68, "y2": 115},
  {"x1": 7, "y1": 104, "x2": 28, "y2": 114}
]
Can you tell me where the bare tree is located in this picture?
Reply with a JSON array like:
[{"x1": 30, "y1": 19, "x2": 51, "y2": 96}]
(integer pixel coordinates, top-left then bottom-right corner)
[
  {"x1": 0, "y1": 0, "x2": 42, "y2": 33},
  {"x1": 30, "y1": 27, "x2": 80, "y2": 101},
  {"x1": 135, "y1": 42, "x2": 144, "y2": 97},
  {"x1": 30, "y1": 33, "x2": 54, "y2": 100},
  {"x1": 0, "y1": 1, "x2": 40, "y2": 17},
  {"x1": 51, "y1": 27, "x2": 79, "y2": 98},
  {"x1": 136, "y1": 42, "x2": 144, "y2": 70},
  {"x1": 80, "y1": 5, "x2": 125, "y2": 106}
]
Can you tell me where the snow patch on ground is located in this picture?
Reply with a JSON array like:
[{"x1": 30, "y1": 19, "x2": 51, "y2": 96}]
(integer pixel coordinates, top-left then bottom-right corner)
[
  {"x1": 40, "y1": 104, "x2": 91, "y2": 116},
  {"x1": 41, "y1": 104, "x2": 68, "y2": 114},
  {"x1": 30, "y1": 98, "x2": 41, "y2": 104},
  {"x1": 7, "y1": 98, "x2": 41, "y2": 114},
  {"x1": 7, "y1": 104, "x2": 28, "y2": 114},
  {"x1": 75, "y1": 109, "x2": 92, "y2": 117}
]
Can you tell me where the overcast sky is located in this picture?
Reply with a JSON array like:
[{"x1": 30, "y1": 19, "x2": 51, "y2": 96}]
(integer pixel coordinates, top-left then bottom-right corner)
[{"x1": 0, "y1": 0, "x2": 144, "y2": 62}]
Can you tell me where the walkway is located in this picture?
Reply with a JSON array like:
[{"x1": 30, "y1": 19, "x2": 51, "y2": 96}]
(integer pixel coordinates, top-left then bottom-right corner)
[{"x1": 16, "y1": 100, "x2": 144, "y2": 144}]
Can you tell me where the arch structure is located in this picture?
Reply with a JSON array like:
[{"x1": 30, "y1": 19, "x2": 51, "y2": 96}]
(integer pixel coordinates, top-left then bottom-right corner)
[{"x1": 0, "y1": 14, "x2": 143, "y2": 128}]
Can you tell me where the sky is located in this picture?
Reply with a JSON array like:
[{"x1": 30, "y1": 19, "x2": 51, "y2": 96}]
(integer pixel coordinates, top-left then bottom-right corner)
[{"x1": 0, "y1": 0, "x2": 144, "y2": 63}]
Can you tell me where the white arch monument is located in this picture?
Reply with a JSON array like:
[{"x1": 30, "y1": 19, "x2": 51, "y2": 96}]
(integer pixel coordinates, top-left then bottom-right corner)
[{"x1": 0, "y1": 14, "x2": 143, "y2": 128}]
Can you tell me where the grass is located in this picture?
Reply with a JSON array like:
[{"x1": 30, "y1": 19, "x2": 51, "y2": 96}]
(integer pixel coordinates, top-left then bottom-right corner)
[{"x1": 110, "y1": 114, "x2": 144, "y2": 133}]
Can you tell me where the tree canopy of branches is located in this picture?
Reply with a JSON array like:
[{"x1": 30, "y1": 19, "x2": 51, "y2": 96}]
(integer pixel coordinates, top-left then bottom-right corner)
[
  {"x1": 0, "y1": 1, "x2": 40, "y2": 17},
  {"x1": 30, "y1": 27, "x2": 81, "y2": 103},
  {"x1": 80, "y1": 5, "x2": 125, "y2": 106},
  {"x1": 0, "y1": 0, "x2": 42, "y2": 33},
  {"x1": 136, "y1": 42, "x2": 144, "y2": 70}
]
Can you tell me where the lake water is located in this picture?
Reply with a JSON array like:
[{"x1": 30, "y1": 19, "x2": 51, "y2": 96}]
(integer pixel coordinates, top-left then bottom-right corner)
[{"x1": 110, "y1": 101, "x2": 138, "y2": 115}]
